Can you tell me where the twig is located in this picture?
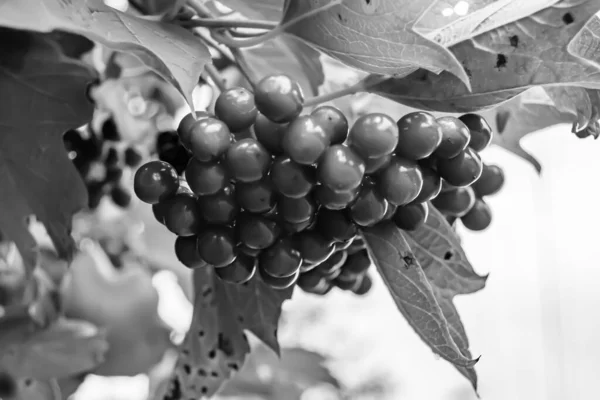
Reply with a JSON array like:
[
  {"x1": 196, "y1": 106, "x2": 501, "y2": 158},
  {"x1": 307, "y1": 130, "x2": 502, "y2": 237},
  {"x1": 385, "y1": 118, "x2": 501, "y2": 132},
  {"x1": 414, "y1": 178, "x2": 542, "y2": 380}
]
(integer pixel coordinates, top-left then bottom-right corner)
[{"x1": 179, "y1": 18, "x2": 277, "y2": 30}]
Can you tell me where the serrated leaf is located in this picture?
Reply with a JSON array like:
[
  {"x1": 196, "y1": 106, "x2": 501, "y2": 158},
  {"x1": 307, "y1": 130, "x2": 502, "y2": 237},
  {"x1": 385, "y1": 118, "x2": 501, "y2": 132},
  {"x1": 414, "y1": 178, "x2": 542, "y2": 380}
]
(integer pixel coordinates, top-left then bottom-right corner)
[
  {"x1": 361, "y1": 221, "x2": 477, "y2": 369},
  {"x1": 0, "y1": 318, "x2": 108, "y2": 380},
  {"x1": 281, "y1": 0, "x2": 470, "y2": 86},
  {"x1": 0, "y1": 0, "x2": 211, "y2": 107},
  {"x1": 0, "y1": 28, "x2": 93, "y2": 269},
  {"x1": 368, "y1": 0, "x2": 600, "y2": 112},
  {"x1": 214, "y1": 0, "x2": 284, "y2": 21}
]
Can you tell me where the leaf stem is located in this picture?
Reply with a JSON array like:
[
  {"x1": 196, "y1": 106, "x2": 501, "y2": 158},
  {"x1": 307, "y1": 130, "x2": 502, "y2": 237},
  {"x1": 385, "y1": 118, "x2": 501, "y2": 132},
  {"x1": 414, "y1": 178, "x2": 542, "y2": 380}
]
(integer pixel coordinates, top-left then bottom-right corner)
[
  {"x1": 230, "y1": 48, "x2": 257, "y2": 88},
  {"x1": 302, "y1": 75, "x2": 387, "y2": 108},
  {"x1": 179, "y1": 18, "x2": 277, "y2": 30},
  {"x1": 204, "y1": 64, "x2": 227, "y2": 92}
]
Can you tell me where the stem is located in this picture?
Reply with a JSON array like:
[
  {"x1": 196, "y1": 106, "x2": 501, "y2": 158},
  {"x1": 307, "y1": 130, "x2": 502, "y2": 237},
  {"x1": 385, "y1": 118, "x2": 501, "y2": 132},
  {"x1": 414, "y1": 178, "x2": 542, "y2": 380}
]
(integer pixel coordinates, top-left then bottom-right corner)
[
  {"x1": 303, "y1": 83, "x2": 363, "y2": 108},
  {"x1": 186, "y1": 0, "x2": 212, "y2": 18},
  {"x1": 179, "y1": 18, "x2": 277, "y2": 30},
  {"x1": 230, "y1": 48, "x2": 257, "y2": 87},
  {"x1": 204, "y1": 64, "x2": 227, "y2": 92}
]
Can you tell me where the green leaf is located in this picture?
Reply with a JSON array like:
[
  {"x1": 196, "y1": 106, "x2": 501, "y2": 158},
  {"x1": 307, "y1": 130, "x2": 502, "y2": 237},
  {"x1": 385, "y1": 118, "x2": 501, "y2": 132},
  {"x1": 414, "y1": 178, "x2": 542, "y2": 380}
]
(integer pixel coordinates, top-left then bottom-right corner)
[
  {"x1": 213, "y1": 0, "x2": 284, "y2": 21},
  {"x1": 281, "y1": 0, "x2": 470, "y2": 87},
  {"x1": 368, "y1": 0, "x2": 600, "y2": 112},
  {"x1": 0, "y1": 318, "x2": 108, "y2": 380},
  {"x1": 0, "y1": 0, "x2": 211, "y2": 106},
  {"x1": 361, "y1": 222, "x2": 477, "y2": 369},
  {"x1": 13, "y1": 379, "x2": 61, "y2": 400},
  {"x1": 0, "y1": 28, "x2": 93, "y2": 268}
]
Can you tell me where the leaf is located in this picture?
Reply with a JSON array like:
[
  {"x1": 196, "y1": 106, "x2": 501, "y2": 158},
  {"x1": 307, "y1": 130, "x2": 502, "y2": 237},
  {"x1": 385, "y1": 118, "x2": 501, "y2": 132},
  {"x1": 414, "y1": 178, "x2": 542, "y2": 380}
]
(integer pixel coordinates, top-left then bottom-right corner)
[
  {"x1": 0, "y1": 318, "x2": 108, "y2": 380},
  {"x1": 14, "y1": 379, "x2": 61, "y2": 400},
  {"x1": 0, "y1": 28, "x2": 93, "y2": 269},
  {"x1": 361, "y1": 221, "x2": 477, "y2": 369},
  {"x1": 281, "y1": 0, "x2": 470, "y2": 87},
  {"x1": 214, "y1": 0, "x2": 284, "y2": 21},
  {"x1": 0, "y1": 0, "x2": 211, "y2": 107},
  {"x1": 368, "y1": 0, "x2": 600, "y2": 112}
]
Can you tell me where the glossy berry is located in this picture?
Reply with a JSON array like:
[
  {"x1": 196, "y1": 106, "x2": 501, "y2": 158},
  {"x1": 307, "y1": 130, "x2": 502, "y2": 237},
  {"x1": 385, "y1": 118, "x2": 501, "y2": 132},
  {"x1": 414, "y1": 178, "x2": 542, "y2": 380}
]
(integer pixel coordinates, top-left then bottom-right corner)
[
  {"x1": 343, "y1": 249, "x2": 372, "y2": 275},
  {"x1": 271, "y1": 156, "x2": 316, "y2": 198},
  {"x1": 282, "y1": 116, "x2": 329, "y2": 165},
  {"x1": 435, "y1": 116, "x2": 471, "y2": 159},
  {"x1": 238, "y1": 244, "x2": 262, "y2": 258},
  {"x1": 134, "y1": 161, "x2": 179, "y2": 204},
  {"x1": 253, "y1": 113, "x2": 287, "y2": 154},
  {"x1": 364, "y1": 154, "x2": 392, "y2": 175},
  {"x1": 216, "y1": 253, "x2": 257, "y2": 284},
  {"x1": 259, "y1": 267, "x2": 300, "y2": 290},
  {"x1": 254, "y1": 74, "x2": 304, "y2": 123},
  {"x1": 377, "y1": 156, "x2": 423, "y2": 206},
  {"x1": 353, "y1": 274, "x2": 372, "y2": 295},
  {"x1": 314, "y1": 184, "x2": 359, "y2": 210},
  {"x1": 472, "y1": 164, "x2": 505, "y2": 197},
  {"x1": 440, "y1": 179, "x2": 457, "y2": 193},
  {"x1": 236, "y1": 178, "x2": 277, "y2": 214},
  {"x1": 188, "y1": 117, "x2": 232, "y2": 162},
  {"x1": 346, "y1": 238, "x2": 366, "y2": 254},
  {"x1": 185, "y1": 158, "x2": 229, "y2": 196},
  {"x1": 152, "y1": 202, "x2": 168, "y2": 225},
  {"x1": 335, "y1": 273, "x2": 363, "y2": 291},
  {"x1": 196, "y1": 186, "x2": 239, "y2": 225},
  {"x1": 197, "y1": 226, "x2": 237, "y2": 267},
  {"x1": 315, "y1": 209, "x2": 357, "y2": 243},
  {"x1": 214, "y1": 87, "x2": 258, "y2": 132},
  {"x1": 311, "y1": 105, "x2": 348, "y2": 144},
  {"x1": 178, "y1": 111, "x2": 213, "y2": 147},
  {"x1": 348, "y1": 113, "x2": 398, "y2": 159},
  {"x1": 279, "y1": 195, "x2": 318, "y2": 224},
  {"x1": 437, "y1": 148, "x2": 483, "y2": 187},
  {"x1": 431, "y1": 187, "x2": 476, "y2": 217},
  {"x1": 259, "y1": 238, "x2": 303, "y2": 278},
  {"x1": 316, "y1": 250, "x2": 347, "y2": 276},
  {"x1": 396, "y1": 112, "x2": 443, "y2": 160},
  {"x1": 226, "y1": 138, "x2": 271, "y2": 183},
  {"x1": 124, "y1": 147, "x2": 143, "y2": 167},
  {"x1": 163, "y1": 192, "x2": 203, "y2": 236},
  {"x1": 237, "y1": 213, "x2": 280, "y2": 250},
  {"x1": 174, "y1": 236, "x2": 206, "y2": 269},
  {"x1": 413, "y1": 166, "x2": 442, "y2": 203},
  {"x1": 294, "y1": 231, "x2": 335, "y2": 264},
  {"x1": 317, "y1": 145, "x2": 365, "y2": 193},
  {"x1": 459, "y1": 113, "x2": 493, "y2": 152},
  {"x1": 393, "y1": 202, "x2": 429, "y2": 231},
  {"x1": 298, "y1": 270, "x2": 330, "y2": 294},
  {"x1": 281, "y1": 218, "x2": 314, "y2": 234},
  {"x1": 461, "y1": 198, "x2": 492, "y2": 231},
  {"x1": 110, "y1": 186, "x2": 132, "y2": 208},
  {"x1": 105, "y1": 165, "x2": 123, "y2": 183},
  {"x1": 349, "y1": 178, "x2": 389, "y2": 227},
  {"x1": 0, "y1": 371, "x2": 17, "y2": 399},
  {"x1": 382, "y1": 203, "x2": 398, "y2": 221}
]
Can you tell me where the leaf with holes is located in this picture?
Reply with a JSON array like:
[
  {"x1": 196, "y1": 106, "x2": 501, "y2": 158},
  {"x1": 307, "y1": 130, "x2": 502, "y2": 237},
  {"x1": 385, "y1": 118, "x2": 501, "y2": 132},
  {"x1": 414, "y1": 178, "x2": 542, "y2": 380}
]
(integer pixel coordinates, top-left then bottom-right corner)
[
  {"x1": 368, "y1": 0, "x2": 600, "y2": 112},
  {"x1": 281, "y1": 0, "x2": 470, "y2": 86},
  {"x1": 0, "y1": 28, "x2": 94, "y2": 269},
  {"x1": 0, "y1": 0, "x2": 210, "y2": 107},
  {"x1": 361, "y1": 221, "x2": 478, "y2": 371},
  {"x1": 13, "y1": 378, "x2": 61, "y2": 400}
]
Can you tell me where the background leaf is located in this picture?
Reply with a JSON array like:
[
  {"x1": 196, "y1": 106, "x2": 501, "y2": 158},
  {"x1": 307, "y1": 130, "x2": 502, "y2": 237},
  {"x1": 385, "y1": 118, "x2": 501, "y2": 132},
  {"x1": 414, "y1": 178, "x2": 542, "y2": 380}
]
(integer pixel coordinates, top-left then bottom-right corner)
[
  {"x1": 213, "y1": 0, "x2": 284, "y2": 21},
  {"x1": 13, "y1": 379, "x2": 61, "y2": 400}
]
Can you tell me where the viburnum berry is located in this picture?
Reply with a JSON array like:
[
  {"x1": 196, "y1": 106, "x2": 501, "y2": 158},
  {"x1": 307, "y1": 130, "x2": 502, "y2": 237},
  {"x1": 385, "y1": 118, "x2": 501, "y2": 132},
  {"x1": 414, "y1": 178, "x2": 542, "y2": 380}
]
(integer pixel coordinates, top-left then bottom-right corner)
[
  {"x1": 237, "y1": 212, "x2": 281, "y2": 250},
  {"x1": 317, "y1": 145, "x2": 365, "y2": 193},
  {"x1": 382, "y1": 203, "x2": 398, "y2": 221},
  {"x1": 225, "y1": 138, "x2": 271, "y2": 183},
  {"x1": 259, "y1": 238, "x2": 303, "y2": 278},
  {"x1": 110, "y1": 186, "x2": 132, "y2": 208},
  {"x1": 314, "y1": 184, "x2": 359, "y2": 210},
  {"x1": 185, "y1": 158, "x2": 229, "y2": 196},
  {"x1": 348, "y1": 113, "x2": 398, "y2": 159},
  {"x1": 178, "y1": 111, "x2": 213, "y2": 148},
  {"x1": 196, "y1": 186, "x2": 239, "y2": 225},
  {"x1": 282, "y1": 115, "x2": 329, "y2": 165},
  {"x1": 316, "y1": 250, "x2": 347, "y2": 276},
  {"x1": 364, "y1": 154, "x2": 392, "y2": 175},
  {"x1": 214, "y1": 87, "x2": 258, "y2": 132},
  {"x1": 253, "y1": 113, "x2": 287, "y2": 155},
  {"x1": 311, "y1": 105, "x2": 348, "y2": 144},
  {"x1": 270, "y1": 156, "x2": 316, "y2": 198},
  {"x1": 174, "y1": 236, "x2": 206, "y2": 269},
  {"x1": 298, "y1": 269, "x2": 331, "y2": 294},
  {"x1": 259, "y1": 266, "x2": 300, "y2": 290},
  {"x1": 342, "y1": 249, "x2": 372, "y2": 275},
  {"x1": 395, "y1": 112, "x2": 443, "y2": 160},
  {"x1": 459, "y1": 113, "x2": 493, "y2": 152},
  {"x1": 294, "y1": 231, "x2": 335, "y2": 265},
  {"x1": 431, "y1": 186, "x2": 476, "y2": 217},
  {"x1": 349, "y1": 178, "x2": 389, "y2": 227},
  {"x1": 413, "y1": 166, "x2": 442, "y2": 203},
  {"x1": 335, "y1": 272, "x2": 364, "y2": 291},
  {"x1": 216, "y1": 253, "x2": 257, "y2": 284},
  {"x1": 162, "y1": 191, "x2": 203, "y2": 236},
  {"x1": 440, "y1": 179, "x2": 457, "y2": 193},
  {"x1": 187, "y1": 117, "x2": 232, "y2": 162},
  {"x1": 335, "y1": 239, "x2": 354, "y2": 252},
  {"x1": 472, "y1": 163, "x2": 505, "y2": 197},
  {"x1": 157, "y1": 141, "x2": 191, "y2": 176},
  {"x1": 279, "y1": 195, "x2": 318, "y2": 224},
  {"x1": 353, "y1": 273, "x2": 372, "y2": 295},
  {"x1": 237, "y1": 244, "x2": 262, "y2": 258},
  {"x1": 461, "y1": 198, "x2": 492, "y2": 231},
  {"x1": 315, "y1": 209, "x2": 357, "y2": 243},
  {"x1": 437, "y1": 148, "x2": 483, "y2": 187},
  {"x1": 254, "y1": 74, "x2": 304, "y2": 123},
  {"x1": 281, "y1": 218, "x2": 315, "y2": 234},
  {"x1": 236, "y1": 178, "x2": 277, "y2": 214},
  {"x1": 197, "y1": 226, "x2": 237, "y2": 267},
  {"x1": 346, "y1": 238, "x2": 366, "y2": 254},
  {"x1": 434, "y1": 116, "x2": 471, "y2": 159},
  {"x1": 124, "y1": 147, "x2": 143, "y2": 167},
  {"x1": 377, "y1": 156, "x2": 424, "y2": 206},
  {"x1": 134, "y1": 160, "x2": 179, "y2": 204},
  {"x1": 393, "y1": 202, "x2": 429, "y2": 231}
]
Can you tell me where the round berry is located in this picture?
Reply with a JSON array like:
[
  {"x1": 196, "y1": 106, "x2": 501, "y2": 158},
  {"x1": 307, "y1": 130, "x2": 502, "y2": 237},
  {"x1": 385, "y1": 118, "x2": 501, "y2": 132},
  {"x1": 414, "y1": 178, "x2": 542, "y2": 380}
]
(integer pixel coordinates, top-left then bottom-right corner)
[
  {"x1": 314, "y1": 184, "x2": 359, "y2": 210},
  {"x1": 196, "y1": 186, "x2": 239, "y2": 225},
  {"x1": 346, "y1": 238, "x2": 366, "y2": 255},
  {"x1": 435, "y1": 116, "x2": 471, "y2": 159},
  {"x1": 185, "y1": 158, "x2": 229, "y2": 196},
  {"x1": 237, "y1": 244, "x2": 261, "y2": 258},
  {"x1": 382, "y1": 203, "x2": 398, "y2": 221},
  {"x1": 317, "y1": 145, "x2": 365, "y2": 193},
  {"x1": 124, "y1": 147, "x2": 143, "y2": 167},
  {"x1": 461, "y1": 199, "x2": 492, "y2": 231},
  {"x1": 214, "y1": 87, "x2": 258, "y2": 132},
  {"x1": 298, "y1": 270, "x2": 331, "y2": 294},
  {"x1": 282, "y1": 116, "x2": 329, "y2": 165},
  {"x1": 459, "y1": 113, "x2": 493, "y2": 151},
  {"x1": 395, "y1": 112, "x2": 442, "y2": 160},
  {"x1": 110, "y1": 186, "x2": 132, "y2": 208},
  {"x1": 343, "y1": 249, "x2": 371, "y2": 275},
  {"x1": 226, "y1": 138, "x2": 271, "y2": 183},
  {"x1": 349, "y1": 178, "x2": 389, "y2": 227},
  {"x1": 437, "y1": 148, "x2": 483, "y2": 187},
  {"x1": 254, "y1": 74, "x2": 304, "y2": 123},
  {"x1": 440, "y1": 179, "x2": 457, "y2": 193},
  {"x1": 188, "y1": 117, "x2": 232, "y2": 162},
  {"x1": 311, "y1": 105, "x2": 348, "y2": 144},
  {"x1": 134, "y1": 161, "x2": 179, "y2": 204},
  {"x1": 281, "y1": 217, "x2": 315, "y2": 234},
  {"x1": 315, "y1": 209, "x2": 357, "y2": 243},
  {"x1": 197, "y1": 226, "x2": 237, "y2": 267},
  {"x1": 316, "y1": 250, "x2": 347, "y2": 276},
  {"x1": 279, "y1": 195, "x2": 318, "y2": 224},
  {"x1": 393, "y1": 202, "x2": 429, "y2": 231},
  {"x1": 236, "y1": 178, "x2": 277, "y2": 214},
  {"x1": 431, "y1": 187, "x2": 476, "y2": 217},
  {"x1": 163, "y1": 192, "x2": 203, "y2": 236},
  {"x1": 348, "y1": 113, "x2": 398, "y2": 159},
  {"x1": 353, "y1": 273, "x2": 372, "y2": 295},
  {"x1": 259, "y1": 266, "x2": 299, "y2": 290},
  {"x1": 271, "y1": 156, "x2": 316, "y2": 198},
  {"x1": 294, "y1": 231, "x2": 335, "y2": 265},
  {"x1": 253, "y1": 113, "x2": 287, "y2": 155},
  {"x1": 364, "y1": 154, "x2": 392, "y2": 175},
  {"x1": 237, "y1": 213, "x2": 281, "y2": 250},
  {"x1": 335, "y1": 273, "x2": 363, "y2": 291},
  {"x1": 472, "y1": 164, "x2": 505, "y2": 197},
  {"x1": 178, "y1": 111, "x2": 213, "y2": 147},
  {"x1": 152, "y1": 202, "x2": 168, "y2": 225},
  {"x1": 174, "y1": 236, "x2": 206, "y2": 269},
  {"x1": 413, "y1": 166, "x2": 442, "y2": 203},
  {"x1": 377, "y1": 156, "x2": 423, "y2": 206},
  {"x1": 259, "y1": 238, "x2": 302, "y2": 278},
  {"x1": 216, "y1": 253, "x2": 257, "y2": 284}
]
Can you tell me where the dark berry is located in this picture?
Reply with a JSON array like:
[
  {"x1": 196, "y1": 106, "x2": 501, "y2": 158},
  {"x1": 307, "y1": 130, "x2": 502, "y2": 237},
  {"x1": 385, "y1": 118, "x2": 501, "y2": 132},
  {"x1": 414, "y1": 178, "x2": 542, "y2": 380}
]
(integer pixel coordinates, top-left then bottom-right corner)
[
  {"x1": 437, "y1": 148, "x2": 483, "y2": 187},
  {"x1": 254, "y1": 74, "x2": 304, "y2": 123},
  {"x1": 0, "y1": 370, "x2": 17, "y2": 399},
  {"x1": 281, "y1": 218, "x2": 314, "y2": 234},
  {"x1": 174, "y1": 236, "x2": 206, "y2": 269},
  {"x1": 279, "y1": 195, "x2": 317, "y2": 224},
  {"x1": 152, "y1": 202, "x2": 168, "y2": 225},
  {"x1": 105, "y1": 165, "x2": 123, "y2": 183},
  {"x1": 214, "y1": 87, "x2": 258, "y2": 132},
  {"x1": 335, "y1": 273, "x2": 363, "y2": 291},
  {"x1": 353, "y1": 273, "x2": 372, "y2": 295},
  {"x1": 226, "y1": 138, "x2": 271, "y2": 183},
  {"x1": 282, "y1": 115, "x2": 329, "y2": 165},
  {"x1": 270, "y1": 156, "x2": 316, "y2": 198},
  {"x1": 377, "y1": 156, "x2": 423, "y2": 206},
  {"x1": 413, "y1": 166, "x2": 442, "y2": 203},
  {"x1": 298, "y1": 269, "x2": 330, "y2": 294},
  {"x1": 440, "y1": 179, "x2": 457, "y2": 193},
  {"x1": 110, "y1": 186, "x2": 132, "y2": 208},
  {"x1": 382, "y1": 203, "x2": 398, "y2": 221},
  {"x1": 393, "y1": 202, "x2": 429, "y2": 231},
  {"x1": 349, "y1": 178, "x2": 389, "y2": 227},
  {"x1": 472, "y1": 164, "x2": 505, "y2": 197},
  {"x1": 435, "y1": 116, "x2": 471, "y2": 159},
  {"x1": 315, "y1": 209, "x2": 357, "y2": 243},
  {"x1": 431, "y1": 187, "x2": 476, "y2": 217},
  {"x1": 461, "y1": 198, "x2": 492, "y2": 231},
  {"x1": 216, "y1": 253, "x2": 256, "y2": 284},
  {"x1": 124, "y1": 147, "x2": 143, "y2": 167},
  {"x1": 395, "y1": 112, "x2": 443, "y2": 160},
  {"x1": 348, "y1": 113, "x2": 398, "y2": 159},
  {"x1": 196, "y1": 186, "x2": 239, "y2": 225},
  {"x1": 156, "y1": 130, "x2": 180, "y2": 149},
  {"x1": 188, "y1": 117, "x2": 232, "y2": 162},
  {"x1": 104, "y1": 147, "x2": 120, "y2": 167},
  {"x1": 236, "y1": 178, "x2": 277, "y2": 214},
  {"x1": 185, "y1": 158, "x2": 229, "y2": 196},
  {"x1": 364, "y1": 154, "x2": 392, "y2": 175},
  {"x1": 317, "y1": 145, "x2": 365, "y2": 193},
  {"x1": 311, "y1": 105, "x2": 348, "y2": 145},
  {"x1": 316, "y1": 250, "x2": 347, "y2": 276},
  {"x1": 314, "y1": 184, "x2": 359, "y2": 210},
  {"x1": 459, "y1": 114, "x2": 493, "y2": 152},
  {"x1": 197, "y1": 226, "x2": 237, "y2": 267},
  {"x1": 87, "y1": 181, "x2": 106, "y2": 209},
  {"x1": 259, "y1": 238, "x2": 302, "y2": 278},
  {"x1": 237, "y1": 213, "x2": 281, "y2": 250},
  {"x1": 237, "y1": 244, "x2": 262, "y2": 258},
  {"x1": 346, "y1": 238, "x2": 366, "y2": 254},
  {"x1": 259, "y1": 266, "x2": 299, "y2": 290},
  {"x1": 343, "y1": 249, "x2": 371, "y2": 275},
  {"x1": 158, "y1": 143, "x2": 191, "y2": 176},
  {"x1": 102, "y1": 117, "x2": 120, "y2": 141},
  {"x1": 134, "y1": 160, "x2": 179, "y2": 204},
  {"x1": 163, "y1": 192, "x2": 203, "y2": 236},
  {"x1": 294, "y1": 231, "x2": 335, "y2": 264},
  {"x1": 178, "y1": 111, "x2": 213, "y2": 147},
  {"x1": 253, "y1": 113, "x2": 287, "y2": 154}
]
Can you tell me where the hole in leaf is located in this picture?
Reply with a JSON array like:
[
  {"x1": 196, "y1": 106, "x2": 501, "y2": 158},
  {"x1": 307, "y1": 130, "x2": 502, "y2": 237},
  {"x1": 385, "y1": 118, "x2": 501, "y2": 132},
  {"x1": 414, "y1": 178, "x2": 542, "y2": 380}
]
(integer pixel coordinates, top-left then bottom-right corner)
[
  {"x1": 495, "y1": 54, "x2": 507, "y2": 69},
  {"x1": 211, "y1": 371, "x2": 219, "y2": 378},
  {"x1": 563, "y1": 12, "x2": 574, "y2": 25},
  {"x1": 198, "y1": 369, "x2": 207, "y2": 377},
  {"x1": 198, "y1": 330, "x2": 205, "y2": 337},
  {"x1": 237, "y1": 315, "x2": 244, "y2": 323},
  {"x1": 444, "y1": 251, "x2": 453, "y2": 260},
  {"x1": 183, "y1": 364, "x2": 191, "y2": 375},
  {"x1": 218, "y1": 333, "x2": 234, "y2": 357},
  {"x1": 24, "y1": 379, "x2": 32, "y2": 387},
  {"x1": 208, "y1": 349, "x2": 216, "y2": 359},
  {"x1": 202, "y1": 287, "x2": 213, "y2": 298},
  {"x1": 509, "y1": 35, "x2": 519, "y2": 48},
  {"x1": 227, "y1": 362, "x2": 239, "y2": 371},
  {"x1": 201, "y1": 387, "x2": 208, "y2": 395}
]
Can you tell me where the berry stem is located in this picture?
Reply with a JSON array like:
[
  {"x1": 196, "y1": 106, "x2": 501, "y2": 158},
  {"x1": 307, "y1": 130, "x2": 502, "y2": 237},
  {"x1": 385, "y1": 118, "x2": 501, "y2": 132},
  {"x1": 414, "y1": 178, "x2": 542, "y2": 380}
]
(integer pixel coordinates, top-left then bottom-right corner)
[
  {"x1": 179, "y1": 18, "x2": 277, "y2": 30},
  {"x1": 204, "y1": 64, "x2": 228, "y2": 92},
  {"x1": 303, "y1": 74, "x2": 390, "y2": 108},
  {"x1": 230, "y1": 48, "x2": 257, "y2": 87}
]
